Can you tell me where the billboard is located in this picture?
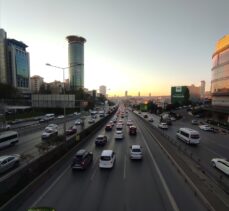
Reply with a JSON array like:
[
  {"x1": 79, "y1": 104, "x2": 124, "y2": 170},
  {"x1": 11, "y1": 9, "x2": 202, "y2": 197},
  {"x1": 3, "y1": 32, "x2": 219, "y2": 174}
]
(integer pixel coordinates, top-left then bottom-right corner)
[{"x1": 171, "y1": 86, "x2": 189, "y2": 105}]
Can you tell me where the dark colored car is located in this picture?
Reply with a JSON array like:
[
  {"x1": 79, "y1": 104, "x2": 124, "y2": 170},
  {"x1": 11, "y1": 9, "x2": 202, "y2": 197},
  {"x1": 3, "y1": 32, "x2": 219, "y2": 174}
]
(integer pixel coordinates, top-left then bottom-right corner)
[
  {"x1": 66, "y1": 125, "x2": 77, "y2": 136},
  {"x1": 105, "y1": 124, "x2": 112, "y2": 131},
  {"x1": 39, "y1": 117, "x2": 49, "y2": 123},
  {"x1": 95, "y1": 135, "x2": 108, "y2": 146},
  {"x1": 191, "y1": 119, "x2": 198, "y2": 125},
  {"x1": 143, "y1": 114, "x2": 148, "y2": 118},
  {"x1": 71, "y1": 149, "x2": 93, "y2": 170},
  {"x1": 129, "y1": 126, "x2": 137, "y2": 135}
]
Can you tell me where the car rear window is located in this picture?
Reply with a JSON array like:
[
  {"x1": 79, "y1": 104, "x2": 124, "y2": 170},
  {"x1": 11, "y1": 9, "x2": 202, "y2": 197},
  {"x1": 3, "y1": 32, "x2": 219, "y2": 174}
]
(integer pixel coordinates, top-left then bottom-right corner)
[
  {"x1": 132, "y1": 149, "x2": 141, "y2": 152},
  {"x1": 191, "y1": 134, "x2": 199, "y2": 139},
  {"x1": 101, "y1": 156, "x2": 111, "y2": 161}
]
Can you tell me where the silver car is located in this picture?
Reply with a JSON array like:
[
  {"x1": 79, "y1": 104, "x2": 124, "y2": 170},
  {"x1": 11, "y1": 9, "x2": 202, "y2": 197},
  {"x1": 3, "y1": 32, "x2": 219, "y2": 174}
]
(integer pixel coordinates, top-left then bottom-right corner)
[
  {"x1": 0, "y1": 154, "x2": 20, "y2": 174},
  {"x1": 130, "y1": 145, "x2": 143, "y2": 160}
]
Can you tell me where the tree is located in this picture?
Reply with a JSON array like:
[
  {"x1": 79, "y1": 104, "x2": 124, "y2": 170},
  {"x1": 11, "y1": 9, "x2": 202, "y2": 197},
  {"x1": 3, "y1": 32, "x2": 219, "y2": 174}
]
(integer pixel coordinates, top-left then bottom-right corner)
[
  {"x1": 184, "y1": 88, "x2": 190, "y2": 105},
  {"x1": 0, "y1": 83, "x2": 19, "y2": 99}
]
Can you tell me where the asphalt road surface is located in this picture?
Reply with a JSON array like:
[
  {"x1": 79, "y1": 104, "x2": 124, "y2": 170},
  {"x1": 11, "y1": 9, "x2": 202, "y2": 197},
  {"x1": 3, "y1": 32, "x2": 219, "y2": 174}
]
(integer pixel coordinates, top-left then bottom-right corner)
[{"x1": 16, "y1": 112, "x2": 206, "y2": 211}]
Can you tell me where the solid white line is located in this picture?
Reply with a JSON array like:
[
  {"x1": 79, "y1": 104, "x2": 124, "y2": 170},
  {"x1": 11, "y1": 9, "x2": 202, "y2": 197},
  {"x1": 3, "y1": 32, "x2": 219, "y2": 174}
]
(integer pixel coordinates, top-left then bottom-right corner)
[
  {"x1": 123, "y1": 155, "x2": 127, "y2": 180},
  {"x1": 141, "y1": 135, "x2": 180, "y2": 211},
  {"x1": 31, "y1": 165, "x2": 69, "y2": 207}
]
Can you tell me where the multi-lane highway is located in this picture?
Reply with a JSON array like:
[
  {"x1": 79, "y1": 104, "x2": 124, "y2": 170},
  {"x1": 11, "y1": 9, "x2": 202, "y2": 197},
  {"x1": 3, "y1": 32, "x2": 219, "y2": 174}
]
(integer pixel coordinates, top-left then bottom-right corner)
[
  {"x1": 16, "y1": 111, "x2": 207, "y2": 211},
  {"x1": 0, "y1": 114, "x2": 99, "y2": 159},
  {"x1": 138, "y1": 110, "x2": 229, "y2": 188}
]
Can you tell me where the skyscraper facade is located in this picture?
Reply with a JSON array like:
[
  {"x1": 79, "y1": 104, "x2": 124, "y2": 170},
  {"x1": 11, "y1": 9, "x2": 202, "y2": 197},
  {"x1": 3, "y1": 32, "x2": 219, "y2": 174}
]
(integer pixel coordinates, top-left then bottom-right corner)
[
  {"x1": 0, "y1": 28, "x2": 30, "y2": 94},
  {"x1": 0, "y1": 29, "x2": 8, "y2": 84},
  {"x1": 66, "y1": 35, "x2": 86, "y2": 90},
  {"x1": 211, "y1": 35, "x2": 229, "y2": 107},
  {"x1": 200, "y1": 80, "x2": 205, "y2": 99},
  {"x1": 99, "y1": 85, "x2": 106, "y2": 96}
]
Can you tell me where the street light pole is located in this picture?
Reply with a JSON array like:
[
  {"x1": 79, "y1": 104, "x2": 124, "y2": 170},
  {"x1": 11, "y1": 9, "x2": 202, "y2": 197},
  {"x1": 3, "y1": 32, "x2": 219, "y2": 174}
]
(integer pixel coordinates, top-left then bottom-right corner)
[
  {"x1": 46, "y1": 63, "x2": 67, "y2": 141},
  {"x1": 46, "y1": 62, "x2": 83, "y2": 140}
]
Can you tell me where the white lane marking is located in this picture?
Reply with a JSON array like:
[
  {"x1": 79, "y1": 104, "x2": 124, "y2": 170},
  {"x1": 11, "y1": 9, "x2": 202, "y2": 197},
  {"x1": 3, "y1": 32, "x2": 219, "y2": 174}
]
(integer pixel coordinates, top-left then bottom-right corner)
[
  {"x1": 141, "y1": 133, "x2": 180, "y2": 211},
  {"x1": 123, "y1": 155, "x2": 127, "y2": 180},
  {"x1": 31, "y1": 165, "x2": 69, "y2": 207}
]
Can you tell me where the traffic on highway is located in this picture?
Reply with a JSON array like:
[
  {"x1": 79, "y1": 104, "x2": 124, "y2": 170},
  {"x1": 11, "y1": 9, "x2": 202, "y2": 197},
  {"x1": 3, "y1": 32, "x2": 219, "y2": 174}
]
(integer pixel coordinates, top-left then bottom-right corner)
[{"x1": 0, "y1": 105, "x2": 228, "y2": 211}]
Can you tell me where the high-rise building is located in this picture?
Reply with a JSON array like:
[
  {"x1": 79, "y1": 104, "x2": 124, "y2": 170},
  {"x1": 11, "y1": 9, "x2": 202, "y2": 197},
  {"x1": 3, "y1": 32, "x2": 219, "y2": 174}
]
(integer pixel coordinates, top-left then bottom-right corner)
[
  {"x1": 206, "y1": 35, "x2": 229, "y2": 122},
  {"x1": 200, "y1": 80, "x2": 205, "y2": 99},
  {"x1": 0, "y1": 29, "x2": 7, "y2": 84},
  {"x1": 99, "y1": 85, "x2": 106, "y2": 96},
  {"x1": 125, "y1": 90, "x2": 128, "y2": 97},
  {"x1": 0, "y1": 28, "x2": 30, "y2": 94},
  {"x1": 211, "y1": 35, "x2": 229, "y2": 107},
  {"x1": 66, "y1": 35, "x2": 86, "y2": 90},
  {"x1": 138, "y1": 91, "x2": 140, "y2": 97},
  {"x1": 187, "y1": 84, "x2": 200, "y2": 102},
  {"x1": 30, "y1": 75, "x2": 44, "y2": 93}
]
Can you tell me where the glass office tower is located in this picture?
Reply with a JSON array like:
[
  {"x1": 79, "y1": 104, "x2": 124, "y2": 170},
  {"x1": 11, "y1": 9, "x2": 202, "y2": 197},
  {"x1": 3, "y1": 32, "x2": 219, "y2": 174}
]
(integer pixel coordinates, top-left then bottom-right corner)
[
  {"x1": 211, "y1": 35, "x2": 229, "y2": 107},
  {"x1": 66, "y1": 35, "x2": 86, "y2": 90}
]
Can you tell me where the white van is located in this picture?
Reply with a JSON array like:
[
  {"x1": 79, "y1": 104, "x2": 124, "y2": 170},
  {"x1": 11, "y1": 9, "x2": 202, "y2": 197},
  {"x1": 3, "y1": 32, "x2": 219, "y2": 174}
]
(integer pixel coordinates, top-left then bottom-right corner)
[
  {"x1": 99, "y1": 150, "x2": 115, "y2": 168},
  {"x1": 0, "y1": 131, "x2": 19, "y2": 147},
  {"x1": 176, "y1": 128, "x2": 200, "y2": 145}
]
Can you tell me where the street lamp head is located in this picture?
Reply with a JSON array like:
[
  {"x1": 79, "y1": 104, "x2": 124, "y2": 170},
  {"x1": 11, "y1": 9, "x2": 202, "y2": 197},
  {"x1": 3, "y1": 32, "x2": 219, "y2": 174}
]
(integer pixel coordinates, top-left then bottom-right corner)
[{"x1": 46, "y1": 63, "x2": 51, "y2": 66}]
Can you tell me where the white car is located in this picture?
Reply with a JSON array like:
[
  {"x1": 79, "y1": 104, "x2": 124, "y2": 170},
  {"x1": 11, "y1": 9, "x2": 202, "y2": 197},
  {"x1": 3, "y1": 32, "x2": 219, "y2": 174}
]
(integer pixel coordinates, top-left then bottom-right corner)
[
  {"x1": 127, "y1": 120, "x2": 133, "y2": 126},
  {"x1": 0, "y1": 154, "x2": 20, "y2": 173},
  {"x1": 199, "y1": 125, "x2": 212, "y2": 131},
  {"x1": 158, "y1": 122, "x2": 168, "y2": 129},
  {"x1": 211, "y1": 158, "x2": 229, "y2": 175},
  {"x1": 99, "y1": 150, "x2": 115, "y2": 169},
  {"x1": 45, "y1": 124, "x2": 58, "y2": 130},
  {"x1": 130, "y1": 145, "x2": 143, "y2": 160},
  {"x1": 114, "y1": 130, "x2": 124, "y2": 140},
  {"x1": 57, "y1": 115, "x2": 64, "y2": 119},
  {"x1": 116, "y1": 123, "x2": 123, "y2": 130},
  {"x1": 42, "y1": 127, "x2": 58, "y2": 140},
  {"x1": 75, "y1": 119, "x2": 83, "y2": 125}
]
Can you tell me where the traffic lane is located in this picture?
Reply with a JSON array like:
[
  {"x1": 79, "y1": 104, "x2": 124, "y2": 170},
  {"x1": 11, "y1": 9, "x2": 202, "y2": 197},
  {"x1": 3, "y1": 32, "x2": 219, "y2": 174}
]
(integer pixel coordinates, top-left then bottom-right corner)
[
  {"x1": 0, "y1": 118, "x2": 88, "y2": 157},
  {"x1": 18, "y1": 119, "x2": 165, "y2": 211},
  {"x1": 73, "y1": 121, "x2": 173, "y2": 211},
  {"x1": 138, "y1": 114, "x2": 229, "y2": 167},
  {"x1": 141, "y1": 117, "x2": 229, "y2": 182},
  {"x1": 165, "y1": 120, "x2": 229, "y2": 159},
  {"x1": 131, "y1": 114, "x2": 206, "y2": 211},
  {"x1": 16, "y1": 121, "x2": 114, "y2": 211}
]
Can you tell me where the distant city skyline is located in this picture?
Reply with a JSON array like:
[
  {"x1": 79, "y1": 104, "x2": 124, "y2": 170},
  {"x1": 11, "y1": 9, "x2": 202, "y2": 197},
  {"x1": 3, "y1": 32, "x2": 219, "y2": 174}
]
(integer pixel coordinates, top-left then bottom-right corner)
[{"x1": 1, "y1": 0, "x2": 229, "y2": 96}]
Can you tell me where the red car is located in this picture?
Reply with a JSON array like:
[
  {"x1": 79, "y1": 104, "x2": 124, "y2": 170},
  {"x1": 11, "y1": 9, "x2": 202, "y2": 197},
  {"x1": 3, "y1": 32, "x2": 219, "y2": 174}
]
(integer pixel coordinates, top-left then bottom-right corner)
[
  {"x1": 105, "y1": 124, "x2": 112, "y2": 131},
  {"x1": 66, "y1": 125, "x2": 77, "y2": 136},
  {"x1": 129, "y1": 126, "x2": 137, "y2": 135}
]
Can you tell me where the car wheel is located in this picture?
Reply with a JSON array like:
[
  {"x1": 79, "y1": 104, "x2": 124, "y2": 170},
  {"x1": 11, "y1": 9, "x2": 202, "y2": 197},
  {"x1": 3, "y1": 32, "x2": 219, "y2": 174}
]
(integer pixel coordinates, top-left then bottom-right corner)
[{"x1": 211, "y1": 161, "x2": 216, "y2": 167}]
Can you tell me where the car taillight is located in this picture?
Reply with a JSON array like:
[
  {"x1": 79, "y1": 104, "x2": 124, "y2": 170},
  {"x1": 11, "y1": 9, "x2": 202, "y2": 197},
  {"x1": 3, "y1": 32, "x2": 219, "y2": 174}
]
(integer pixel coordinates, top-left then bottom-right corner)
[{"x1": 81, "y1": 161, "x2": 85, "y2": 165}]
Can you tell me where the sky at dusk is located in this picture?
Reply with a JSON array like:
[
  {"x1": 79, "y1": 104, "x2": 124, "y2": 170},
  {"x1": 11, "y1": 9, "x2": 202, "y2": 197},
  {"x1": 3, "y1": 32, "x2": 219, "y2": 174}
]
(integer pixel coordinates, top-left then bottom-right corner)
[{"x1": 0, "y1": 0, "x2": 229, "y2": 96}]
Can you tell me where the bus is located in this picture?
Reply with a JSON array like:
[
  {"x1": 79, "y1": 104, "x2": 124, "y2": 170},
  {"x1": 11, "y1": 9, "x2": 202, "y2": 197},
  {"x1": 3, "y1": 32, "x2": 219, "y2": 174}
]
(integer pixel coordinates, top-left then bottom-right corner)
[{"x1": 0, "y1": 131, "x2": 19, "y2": 147}]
